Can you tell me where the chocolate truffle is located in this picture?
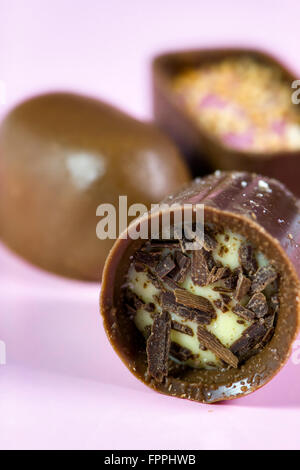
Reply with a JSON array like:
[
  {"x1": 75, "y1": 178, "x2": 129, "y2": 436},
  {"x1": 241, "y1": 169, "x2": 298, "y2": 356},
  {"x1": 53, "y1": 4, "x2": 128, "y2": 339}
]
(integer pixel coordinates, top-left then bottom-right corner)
[
  {"x1": 0, "y1": 92, "x2": 190, "y2": 280},
  {"x1": 152, "y1": 48, "x2": 300, "y2": 196},
  {"x1": 100, "y1": 171, "x2": 300, "y2": 403}
]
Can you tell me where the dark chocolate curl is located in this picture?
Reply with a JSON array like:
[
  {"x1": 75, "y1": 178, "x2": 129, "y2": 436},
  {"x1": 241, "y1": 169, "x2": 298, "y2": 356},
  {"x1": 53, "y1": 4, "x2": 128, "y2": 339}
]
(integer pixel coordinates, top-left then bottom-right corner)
[
  {"x1": 191, "y1": 249, "x2": 209, "y2": 286},
  {"x1": 230, "y1": 323, "x2": 267, "y2": 361},
  {"x1": 197, "y1": 326, "x2": 238, "y2": 368},
  {"x1": 146, "y1": 310, "x2": 171, "y2": 382},
  {"x1": 155, "y1": 253, "x2": 176, "y2": 278}
]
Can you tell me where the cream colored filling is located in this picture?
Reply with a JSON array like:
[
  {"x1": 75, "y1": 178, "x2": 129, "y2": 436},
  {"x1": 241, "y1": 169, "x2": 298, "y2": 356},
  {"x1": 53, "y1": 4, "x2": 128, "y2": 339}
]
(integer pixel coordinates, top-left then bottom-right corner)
[{"x1": 127, "y1": 229, "x2": 269, "y2": 370}]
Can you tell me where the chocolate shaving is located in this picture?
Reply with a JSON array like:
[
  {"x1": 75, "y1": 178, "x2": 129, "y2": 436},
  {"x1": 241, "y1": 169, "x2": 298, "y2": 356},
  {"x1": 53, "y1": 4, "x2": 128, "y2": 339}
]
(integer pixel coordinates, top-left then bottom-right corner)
[
  {"x1": 214, "y1": 298, "x2": 229, "y2": 313},
  {"x1": 213, "y1": 286, "x2": 233, "y2": 293},
  {"x1": 221, "y1": 293, "x2": 231, "y2": 305},
  {"x1": 155, "y1": 253, "x2": 176, "y2": 278},
  {"x1": 230, "y1": 323, "x2": 267, "y2": 361},
  {"x1": 247, "y1": 292, "x2": 268, "y2": 318},
  {"x1": 204, "y1": 250, "x2": 217, "y2": 271},
  {"x1": 197, "y1": 326, "x2": 238, "y2": 368},
  {"x1": 232, "y1": 303, "x2": 256, "y2": 321},
  {"x1": 163, "y1": 276, "x2": 182, "y2": 291},
  {"x1": 191, "y1": 249, "x2": 209, "y2": 286},
  {"x1": 171, "y1": 251, "x2": 191, "y2": 283},
  {"x1": 177, "y1": 306, "x2": 213, "y2": 324},
  {"x1": 251, "y1": 266, "x2": 278, "y2": 293},
  {"x1": 208, "y1": 266, "x2": 231, "y2": 284},
  {"x1": 161, "y1": 291, "x2": 213, "y2": 325},
  {"x1": 223, "y1": 270, "x2": 239, "y2": 290},
  {"x1": 160, "y1": 291, "x2": 177, "y2": 311},
  {"x1": 174, "y1": 289, "x2": 215, "y2": 315},
  {"x1": 203, "y1": 232, "x2": 217, "y2": 252},
  {"x1": 170, "y1": 342, "x2": 194, "y2": 361},
  {"x1": 177, "y1": 224, "x2": 217, "y2": 252},
  {"x1": 235, "y1": 272, "x2": 251, "y2": 301},
  {"x1": 146, "y1": 310, "x2": 171, "y2": 382},
  {"x1": 239, "y1": 244, "x2": 258, "y2": 274},
  {"x1": 134, "y1": 250, "x2": 161, "y2": 267},
  {"x1": 145, "y1": 270, "x2": 164, "y2": 290},
  {"x1": 171, "y1": 320, "x2": 194, "y2": 336}
]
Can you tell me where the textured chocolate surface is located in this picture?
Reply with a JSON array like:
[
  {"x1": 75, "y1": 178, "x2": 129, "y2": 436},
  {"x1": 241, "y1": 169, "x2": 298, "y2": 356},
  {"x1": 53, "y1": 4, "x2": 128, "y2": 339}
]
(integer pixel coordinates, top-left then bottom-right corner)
[
  {"x1": 197, "y1": 326, "x2": 238, "y2": 368},
  {"x1": 152, "y1": 48, "x2": 300, "y2": 196},
  {"x1": 100, "y1": 171, "x2": 300, "y2": 403},
  {"x1": 146, "y1": 310, "x2": 171, "y2": 382},
  {"x1": 0, "y1": 92, "x2": 190, "y2": 280}
]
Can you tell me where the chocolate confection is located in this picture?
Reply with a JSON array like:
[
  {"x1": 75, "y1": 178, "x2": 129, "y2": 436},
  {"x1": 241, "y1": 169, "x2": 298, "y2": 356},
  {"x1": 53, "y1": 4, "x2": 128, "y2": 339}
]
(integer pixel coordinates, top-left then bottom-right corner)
[
  {"x1": 152, "y1": 48, "x2": 300, "y2": 196},
  {"x1": 100, "y1": 171, "x2": 300, "y2": 403},
  {"x1": 0, "y1": 92, "x2": 190, "y2": 280}
]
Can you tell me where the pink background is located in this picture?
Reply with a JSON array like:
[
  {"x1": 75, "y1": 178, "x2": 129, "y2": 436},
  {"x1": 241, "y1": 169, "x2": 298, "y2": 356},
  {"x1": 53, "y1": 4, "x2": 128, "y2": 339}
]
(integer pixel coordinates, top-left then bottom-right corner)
[{"x1": 1, "y1": 0, "x2": 300, "y2": 450}]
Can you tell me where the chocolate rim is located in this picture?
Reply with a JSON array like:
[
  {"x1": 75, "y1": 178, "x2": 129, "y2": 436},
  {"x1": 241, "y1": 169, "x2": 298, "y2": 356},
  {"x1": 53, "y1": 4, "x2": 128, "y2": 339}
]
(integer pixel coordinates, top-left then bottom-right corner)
[
  {"x1": 152, "y1": 47, "x2": 300, "y2": 194},
  {"x1": 100, "y1": 172, "x2": 300, "y2": 403}
]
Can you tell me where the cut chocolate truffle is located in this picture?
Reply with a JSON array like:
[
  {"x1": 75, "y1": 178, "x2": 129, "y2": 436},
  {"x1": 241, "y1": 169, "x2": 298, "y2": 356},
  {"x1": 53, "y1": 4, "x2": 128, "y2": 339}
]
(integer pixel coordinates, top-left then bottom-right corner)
[{"x1": 100, "y1": 171, "x2": 300, "y2": 403}]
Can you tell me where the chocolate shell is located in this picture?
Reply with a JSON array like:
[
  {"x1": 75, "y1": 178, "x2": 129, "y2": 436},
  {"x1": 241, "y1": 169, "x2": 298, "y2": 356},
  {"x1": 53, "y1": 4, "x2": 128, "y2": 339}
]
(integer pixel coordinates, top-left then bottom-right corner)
[
  {"x1": 100, "y1": 171, "x2": 300, "y2": 403},
  {"x1": 0, "y1": 92, "x2": 190, "y2": 280},
  {"x1": 152, "y1": 48, "x2": 300, "y2": 195}
]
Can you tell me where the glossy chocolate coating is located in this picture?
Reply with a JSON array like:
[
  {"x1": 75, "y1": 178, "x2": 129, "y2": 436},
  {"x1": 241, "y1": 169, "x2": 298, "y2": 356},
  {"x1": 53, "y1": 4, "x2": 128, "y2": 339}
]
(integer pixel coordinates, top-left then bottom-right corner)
[
  {"x1": 152, "y1": 48, "x2": 300, "y2": 196},
  {"x1": 0, "y1": 93, "x2": 190, "y2": 280},
  {"x1": 100, "y1": 171, "x2": 300, "y2": 403}
]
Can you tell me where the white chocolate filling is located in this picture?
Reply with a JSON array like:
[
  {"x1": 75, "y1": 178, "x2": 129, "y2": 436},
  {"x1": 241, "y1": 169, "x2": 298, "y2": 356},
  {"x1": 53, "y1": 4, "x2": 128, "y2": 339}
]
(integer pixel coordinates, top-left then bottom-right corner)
[{"x1": 127, "y1": 229, "x2": 270, "y2": 369}]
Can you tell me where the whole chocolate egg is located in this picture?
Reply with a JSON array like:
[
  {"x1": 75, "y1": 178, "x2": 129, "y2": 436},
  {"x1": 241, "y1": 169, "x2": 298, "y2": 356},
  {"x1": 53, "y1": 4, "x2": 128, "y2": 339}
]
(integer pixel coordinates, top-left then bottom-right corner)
[{"x1": 0, "y1": 93, "x2": 190, "y2": 280}]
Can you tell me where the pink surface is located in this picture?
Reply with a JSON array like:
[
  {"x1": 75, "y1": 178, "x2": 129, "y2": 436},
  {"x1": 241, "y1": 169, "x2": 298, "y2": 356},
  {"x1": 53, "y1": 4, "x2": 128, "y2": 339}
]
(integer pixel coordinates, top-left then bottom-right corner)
[{"x1": 1, "y1": 0, "x2": 300, "y2": 450}]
